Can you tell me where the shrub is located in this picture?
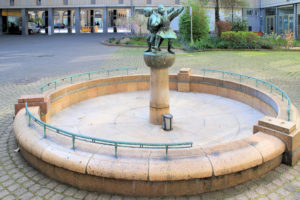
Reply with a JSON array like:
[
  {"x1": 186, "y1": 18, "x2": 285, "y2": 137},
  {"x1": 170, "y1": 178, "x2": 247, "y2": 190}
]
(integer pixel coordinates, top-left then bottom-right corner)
[
  {"x1": 221, "y1": 31, "x2": 259, "y2": 49},
  {"x1": 193, "y1": 38, "x2": 214, "y2": 50},
  {"x1": 262, "y1": 32, "x2": 289, "y2": 48},
  {"x1": 179, "y1": 0, "x2": 210, "y2": 42},
  {"x1": 230, "y1": 18, "x2": 248, "y2": 32},
  {"x1": 256, "y1": 38, "x2": 274, "y2": 49},
  {"x1": 108, "y1": 38, "x2": 115, "y2": 43},
  {"x1": 116, "y1": 39, "x2": 121, "y2": 45},
  {"x1": 285, "y1": 31, "x2": 295, "y2": 49},
  {"x1": 216, "y1": 20, "x2": 232, "y2": 37},
  {"x1": 125, "y1": 41, "x2": 133, "y2": 45}
]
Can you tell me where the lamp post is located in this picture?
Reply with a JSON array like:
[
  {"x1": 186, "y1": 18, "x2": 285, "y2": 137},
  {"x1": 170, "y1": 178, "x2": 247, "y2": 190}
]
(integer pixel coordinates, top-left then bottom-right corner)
[{"x1": 190, "y1": 6, "x2": 194, "y2": 45}]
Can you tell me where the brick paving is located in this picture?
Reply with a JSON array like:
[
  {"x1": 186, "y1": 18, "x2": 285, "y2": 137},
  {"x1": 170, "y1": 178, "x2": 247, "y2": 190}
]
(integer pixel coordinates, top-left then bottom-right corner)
[{"x1": 1, "y1": 35, "x2": 300, "y2": 199}]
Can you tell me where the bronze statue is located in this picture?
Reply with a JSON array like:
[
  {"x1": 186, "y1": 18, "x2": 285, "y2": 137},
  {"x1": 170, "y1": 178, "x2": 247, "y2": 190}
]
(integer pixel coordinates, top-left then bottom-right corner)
[
  {"x1": 144, "y1": 4, "x2": 184, "y2": 54},
  {"x1": 144, "y1": 8, "x2": 161, "y2": 52}
]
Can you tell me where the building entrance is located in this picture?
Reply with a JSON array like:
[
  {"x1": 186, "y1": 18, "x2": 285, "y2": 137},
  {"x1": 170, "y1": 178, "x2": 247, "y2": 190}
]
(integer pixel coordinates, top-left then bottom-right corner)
[
  {"x1": 266, "y1": 15, "x2": 275, "y2": 34},
  {"x1": 108, "y1": 8, "x2": 131, "y2": 33}
]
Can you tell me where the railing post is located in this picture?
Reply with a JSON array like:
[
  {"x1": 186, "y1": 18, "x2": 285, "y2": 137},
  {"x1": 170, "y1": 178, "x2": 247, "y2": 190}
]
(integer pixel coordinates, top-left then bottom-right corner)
[
  {"x1": 54, "y1": 82, "x2": 57, "y2": 90},
  {"x1": 282, "y1": 93, "x2": 284, "y2": 101},
  {"x1": 40, "y1": 88, "x2": 43, "y2": 93},
  {"x1": 127, "y1": 69, "x2": 129, "y2": 75},
  {"x1": 270, "y1": 85, "x2": 273, "y2": 93},
  {"x1": 166, "y1": 146, "x2": 169, "y2": 160},
  {"x1": 239, "y1": 75, "x2": 242, "y2": 83},
  {"x1": 288, "y1": 110, "x2": 290, "y2": 121},
  {"x1": 72, "y1": 136, "x2": 75, "y2": 150},
  {"x1": 222, "y1": 72, "x2": 224, "y2": 79},
  {"x1": 115, "y1": 143, "x2": 118, "y2": 158},
  {"x1": 43, "y1": 125, "x2": 47, "y2": 138},
  {"x1": 88, "y1": 73, "x2": 91, "y2": 80},
  {"x1": 70, "y1": 77, "x2": 73, "y2": 84},
  {"x1": 28, "y1": 115, "x2": 31, "y2": 127},
  {"x1": 256, "y1": 79, "x2": 258, "y2": 87},
  {"x1": 25, "y1": 104, "x2": 28, "y2": 116}
]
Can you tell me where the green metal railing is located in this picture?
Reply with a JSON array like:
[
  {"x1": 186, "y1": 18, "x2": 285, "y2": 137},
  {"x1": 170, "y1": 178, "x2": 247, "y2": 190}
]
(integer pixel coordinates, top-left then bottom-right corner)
[
  {"x1": 40, "y1": 67, "x2": 138, "y2": 93},
  {"x1": 25, "y1": 103, "x2": 192, "y2": 160},
  {"x1": 200, "y1": 69, "x2": 291, "y2": 121}
]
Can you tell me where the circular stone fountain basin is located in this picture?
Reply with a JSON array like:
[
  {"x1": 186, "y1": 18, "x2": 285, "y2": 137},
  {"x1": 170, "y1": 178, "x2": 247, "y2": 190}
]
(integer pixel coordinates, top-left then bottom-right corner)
[
  {"x1": 50, "y1": 91, "x2": 264, "y2": 147},
  {"x1": 14, "y1": 72, "x2": 292, "y2": 197}
]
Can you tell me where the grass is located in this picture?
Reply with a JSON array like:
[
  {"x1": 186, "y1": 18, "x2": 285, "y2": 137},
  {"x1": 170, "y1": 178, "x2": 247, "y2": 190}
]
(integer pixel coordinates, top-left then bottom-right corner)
[
  {"x1": 106, "y1": 48, "x2": 300, "y2": 108},
  {"x1": 108, "y1": 36, "x2": 182, "y2": 48},
  {"x1": 128, "y1": 38, "x2": 182, "y2": 48}
]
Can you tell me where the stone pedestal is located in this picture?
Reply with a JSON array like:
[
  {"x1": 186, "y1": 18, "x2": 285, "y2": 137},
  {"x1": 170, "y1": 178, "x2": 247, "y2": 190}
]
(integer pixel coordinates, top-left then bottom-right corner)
[{"x1": 144, "y1": 52, "x2": 175, "y2": 125}]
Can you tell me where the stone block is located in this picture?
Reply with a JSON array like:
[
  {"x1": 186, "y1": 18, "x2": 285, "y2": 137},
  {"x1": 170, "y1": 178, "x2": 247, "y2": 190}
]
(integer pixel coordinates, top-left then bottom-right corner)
[
  {"x1": 18, "y1": 94, "x2": 46, "y2": 103},
  {"x1": 254, "y1": 118, "x2": 300, "y2": 166},
  {"x1": 203, "y1": 140, "x2": 263, "y2": 176},
  {"x1": 102, "y1": 178, "x2": 135, "y2": 196},
  {"x1": 137, "y1": 82, "x2": 150, "y2": 91},
  {"x1": 243, "y1": 132, "x2": 285, "y2": 163},
  {"x1": 87, "y1": 154, "x2": 149, "y2": 181},
  {"x1": 190, "y1": 83, "x2": 217, "y2": 95},
  {"x1": 148, "y1": 148, "x2": 212, "y2": 181},
  {"x1": 223, "y1": 80, "x2": 241, "y2": 90},
  {"x1": 165, "y1": 179, "x2": 198, "y2": 196},
  {"x1": 135, "y1": 181, "x2": 165, "y2": 197},
  {"x1": 177, "y1": 68, "x2": 192, "y2": 92},
  {"x1": 87, "y1": 87, "x2": 98, "y2": 99},
  {"x1": 217, "y1": 87, "x2": 227, "y2": 98},
  {"x1": 150, "y1": 107, "x2": 169, "y2": 125},
  {"x1": 41, "y1": 143, "x2": 91, "y2": 174},
  {"x1": 259, "y1": 116, "x2": 296, "y2": 134},
  {"x1": 15, "y1": 102, "x2": 49, "y2": 116}
]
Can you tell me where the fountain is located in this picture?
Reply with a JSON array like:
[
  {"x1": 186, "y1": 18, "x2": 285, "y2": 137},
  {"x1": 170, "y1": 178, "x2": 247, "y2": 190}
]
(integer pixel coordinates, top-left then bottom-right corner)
[{"x1": 13, "y1": 4, "x2": 300, "y2": 197}]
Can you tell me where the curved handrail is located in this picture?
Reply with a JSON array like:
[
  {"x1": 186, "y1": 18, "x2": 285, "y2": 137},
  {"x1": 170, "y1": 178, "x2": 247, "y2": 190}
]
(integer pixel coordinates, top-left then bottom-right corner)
[
  {"x1": 25, "y1": 103, "x2": 193, "y2": 160},
  {"x1": 40, "y1": 67, "x2": 138, "y2": 93},
  {"x1": 201, "y1": 69, "x2": 291, "y2": 121}
]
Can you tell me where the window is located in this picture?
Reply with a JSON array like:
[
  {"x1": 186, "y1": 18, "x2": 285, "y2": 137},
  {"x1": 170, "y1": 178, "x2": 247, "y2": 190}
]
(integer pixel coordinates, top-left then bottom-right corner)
[
  {"x1": 63, "y1": 0, "x2": 68, "y2": 5},
  {"x1": 247, "y1": 9, "x2": 253, "y2": 16},
  {"x1": 10, "y1": 0, "x2": 14, "y2": 6},
  {"x1": 91, "y1": 0, "x2": 95, "y2": 4},
  {"x1": 254, "y1": 10, "x2": 258, "y2": 16},
  {"x1": 36, "y1": 0, "x2": 41, "y2": 6},
  {"x1": 119, "y1": 0, "x2": 124, "y2": 4},
  {"x1": 175, "y1": 0, "x2": 180, "y2": 4},
  {"x1": 147, "y1": 0, "x2": 152, "y2": 4},
  {"x1": 248, "y1": 26, "x2": 252, "y2": 31}
]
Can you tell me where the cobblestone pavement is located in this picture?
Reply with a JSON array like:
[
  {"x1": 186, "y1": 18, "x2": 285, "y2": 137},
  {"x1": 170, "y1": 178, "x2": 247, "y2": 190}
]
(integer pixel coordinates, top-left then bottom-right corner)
[{"x1": 1, "y1": 35, "x2": 300, "y2": 199}]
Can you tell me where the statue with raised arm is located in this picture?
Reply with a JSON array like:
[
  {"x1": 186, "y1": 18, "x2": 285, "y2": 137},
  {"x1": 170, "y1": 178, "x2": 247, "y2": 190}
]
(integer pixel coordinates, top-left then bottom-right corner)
[
  {"x1": 153, "y1": 5, "x2": 185, "y2": 54},
  {"x1": 144, "y1": 8, "x2": 161, "y2": 52}
]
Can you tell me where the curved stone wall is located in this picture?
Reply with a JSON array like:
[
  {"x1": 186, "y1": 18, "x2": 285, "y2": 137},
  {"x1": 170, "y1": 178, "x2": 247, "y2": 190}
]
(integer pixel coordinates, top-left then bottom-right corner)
[{"x1": 14, "y1": 70, "x2": 300, "y2": 196}]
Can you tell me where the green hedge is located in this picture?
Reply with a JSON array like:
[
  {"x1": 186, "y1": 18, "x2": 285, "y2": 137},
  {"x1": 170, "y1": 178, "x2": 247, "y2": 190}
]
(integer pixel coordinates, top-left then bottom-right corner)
[{"x1": 221, "y1": 31, "x2": 259, "y2": 49}]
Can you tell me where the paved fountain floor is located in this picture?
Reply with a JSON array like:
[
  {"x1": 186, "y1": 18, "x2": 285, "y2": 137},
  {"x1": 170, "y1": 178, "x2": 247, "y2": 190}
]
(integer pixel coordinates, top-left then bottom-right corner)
[{"x1": 50, "y1": 91, "x2": 264, "y2": 147}]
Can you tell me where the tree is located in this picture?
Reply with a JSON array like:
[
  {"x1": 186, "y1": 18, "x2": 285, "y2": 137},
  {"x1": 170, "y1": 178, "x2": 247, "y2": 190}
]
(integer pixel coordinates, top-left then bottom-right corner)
[
  {"x1": 215, "y1": 0, "x2": 220, "y2": 35},
  {"x1": 220, "y1": 0, "x2": 247, "y2": 23},
  {"x1": 129, "y1": 13, "x2": 147, "y2": 39},
  {"x1": 179, "y1": 0, "x2": 209, "y2": 42},
  {"x1": 215, "y1": 0, "x2": 220, "y2": 22}
]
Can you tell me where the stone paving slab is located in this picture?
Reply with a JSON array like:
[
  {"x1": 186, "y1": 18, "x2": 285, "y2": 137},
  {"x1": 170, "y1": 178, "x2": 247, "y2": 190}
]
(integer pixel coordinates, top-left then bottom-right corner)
[{"x1": 1, "y1": 35, "x2": 300, "y2": 199}]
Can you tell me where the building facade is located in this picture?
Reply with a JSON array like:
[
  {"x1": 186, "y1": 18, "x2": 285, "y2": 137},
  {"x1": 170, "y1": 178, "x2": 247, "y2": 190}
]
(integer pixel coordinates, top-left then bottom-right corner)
[
  {"x1": 261, "y1": 0, "x2": 300, "y2": 39},
  {"x1": 0, "y1": 0, "x2": 299, "y2": 39}
]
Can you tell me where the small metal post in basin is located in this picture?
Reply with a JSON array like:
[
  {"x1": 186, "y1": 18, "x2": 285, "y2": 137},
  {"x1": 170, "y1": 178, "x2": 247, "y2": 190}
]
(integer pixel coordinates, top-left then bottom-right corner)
[{"x1": 144, "y1": 52, "x2": 175, "y2": 125}]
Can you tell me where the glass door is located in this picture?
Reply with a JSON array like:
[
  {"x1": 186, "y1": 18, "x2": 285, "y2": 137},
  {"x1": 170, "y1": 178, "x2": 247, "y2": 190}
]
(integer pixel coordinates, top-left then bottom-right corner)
[
  {"x1": 266, "y1": 16, "x2": 275, "y2": 34},
  {"x1": 289, "y1": 15, "x2": 294, "y2": 32}
]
